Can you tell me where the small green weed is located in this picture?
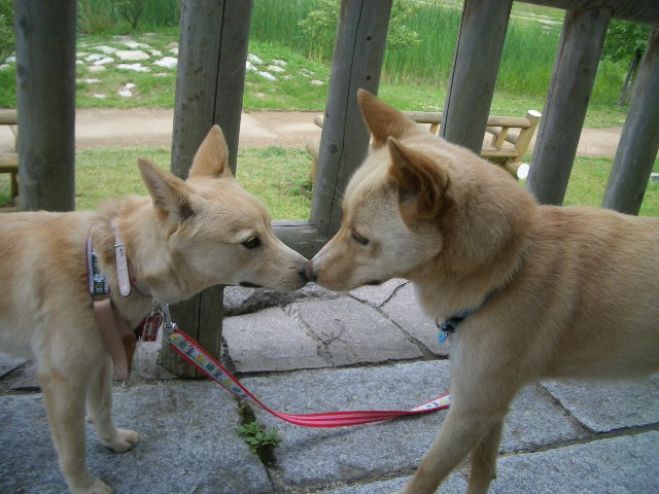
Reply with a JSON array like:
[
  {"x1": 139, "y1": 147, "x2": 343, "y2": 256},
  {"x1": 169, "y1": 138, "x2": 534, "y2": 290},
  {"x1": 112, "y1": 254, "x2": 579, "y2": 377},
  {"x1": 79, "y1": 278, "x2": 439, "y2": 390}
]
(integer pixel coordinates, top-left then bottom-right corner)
[{"x1": 236, "y1": 401, "x2": 281, "y2": 467}]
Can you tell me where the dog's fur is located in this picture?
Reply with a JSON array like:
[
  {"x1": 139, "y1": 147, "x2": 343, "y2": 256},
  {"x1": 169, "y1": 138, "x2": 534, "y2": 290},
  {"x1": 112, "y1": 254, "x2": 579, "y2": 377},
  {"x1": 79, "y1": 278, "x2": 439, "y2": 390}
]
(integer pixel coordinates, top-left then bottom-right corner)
[
  {"x1": 0, "y1": 126, "x2": 307, "y2": 494},
  {"x1": 309, "y1": 90, "x2": 659, "y2": 493}
]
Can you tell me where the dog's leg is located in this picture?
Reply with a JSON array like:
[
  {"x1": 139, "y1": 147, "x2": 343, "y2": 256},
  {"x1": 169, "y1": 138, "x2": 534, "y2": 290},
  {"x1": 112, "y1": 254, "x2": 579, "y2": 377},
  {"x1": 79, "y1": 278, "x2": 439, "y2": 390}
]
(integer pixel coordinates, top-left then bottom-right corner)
[
  {"x1": 399, "y1": 339, "x2": 521, "y2": 494},
  {"x1": 466, "y1": 420, "x2": 504, "y2": 494},
  {"x1": 86, "y1": 357, "x2": 139, "y2": 452},
  {"x1": 40, "y1": 370, "x2": 112, "y2": 494}
]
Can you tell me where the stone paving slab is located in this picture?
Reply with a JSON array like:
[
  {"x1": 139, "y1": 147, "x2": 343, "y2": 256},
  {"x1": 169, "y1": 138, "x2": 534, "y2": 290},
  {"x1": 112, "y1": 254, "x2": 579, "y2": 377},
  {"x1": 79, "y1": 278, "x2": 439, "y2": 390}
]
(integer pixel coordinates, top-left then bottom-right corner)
[
  {"x1": 488, "y1": 430, "x2": 659, "y2": 493},
  {"x1": 319, "y1": 471, "x2": 467, "y2": 494},
  {"x1": 295, "y1": 297, "x2": 424, "y2": 366},
  {"x1": 0, "y1": 351, "x2": 26, "y2": 379},
  {"x1": 321, "y1": 431, "x2": 659, "y2": 494},
  {"x1": 0, "y1": 382, "x2": 272, "y2": 494},
  {"x1": 349, "y1": 279, "x2": 407, "y2": 307},
  {"x1": 542, "y1": 374, "x2": 659, "y2": 432},
  {"x1": 380, "y1": 283, "x2": 448, "y2": 356},
  {"x1": 224, "y1": 307, "x2": 328, "y2": 372},
  {"x1": 243, "y1": 360, "x2": 584, "y2": 490}
]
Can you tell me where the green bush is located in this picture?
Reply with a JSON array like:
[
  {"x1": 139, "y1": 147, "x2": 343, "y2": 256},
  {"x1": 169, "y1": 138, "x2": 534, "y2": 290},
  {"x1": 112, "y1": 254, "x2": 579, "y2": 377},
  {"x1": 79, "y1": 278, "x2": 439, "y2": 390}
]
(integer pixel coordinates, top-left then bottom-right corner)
[{"x1": 0, "y1": 0, "x2": 14, "y2": 64}]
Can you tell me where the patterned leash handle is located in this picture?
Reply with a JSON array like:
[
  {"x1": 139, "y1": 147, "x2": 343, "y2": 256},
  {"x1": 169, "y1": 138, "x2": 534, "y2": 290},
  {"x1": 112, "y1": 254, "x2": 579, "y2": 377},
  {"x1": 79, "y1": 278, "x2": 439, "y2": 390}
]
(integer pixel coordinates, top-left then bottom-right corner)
[{"x1": 168, "y1": 327, "x2": 451, "y2": 428}]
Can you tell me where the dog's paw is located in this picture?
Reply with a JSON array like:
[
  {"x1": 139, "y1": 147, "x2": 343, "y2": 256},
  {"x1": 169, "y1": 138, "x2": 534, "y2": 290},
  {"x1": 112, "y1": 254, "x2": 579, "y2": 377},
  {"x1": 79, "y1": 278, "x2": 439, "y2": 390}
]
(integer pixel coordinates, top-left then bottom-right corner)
[
  {"x1": 105, "y1": 428, "x2": 139, "y2": 453},
  {"x1": 72, "y1": 476, "x2": 112, "y2": 494}
]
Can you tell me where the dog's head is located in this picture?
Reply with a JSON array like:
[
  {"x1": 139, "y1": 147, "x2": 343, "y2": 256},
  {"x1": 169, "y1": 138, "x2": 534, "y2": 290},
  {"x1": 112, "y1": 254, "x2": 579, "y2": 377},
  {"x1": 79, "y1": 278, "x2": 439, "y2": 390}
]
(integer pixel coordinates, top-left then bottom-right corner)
[
  {"x1": 308, "y1": 90, "x2": 535, "y2": 291},
  {"x1": 135, "y1": 125, "x2": 308, "y2": 301}
]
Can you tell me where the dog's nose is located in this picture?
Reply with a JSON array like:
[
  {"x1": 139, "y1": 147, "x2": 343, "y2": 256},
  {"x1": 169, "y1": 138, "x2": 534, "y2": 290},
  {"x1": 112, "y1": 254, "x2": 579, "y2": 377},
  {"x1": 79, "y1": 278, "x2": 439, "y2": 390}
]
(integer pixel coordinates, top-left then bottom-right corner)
[{"x1": 304, "y1": 261, "x2": 318, "y2": 283}]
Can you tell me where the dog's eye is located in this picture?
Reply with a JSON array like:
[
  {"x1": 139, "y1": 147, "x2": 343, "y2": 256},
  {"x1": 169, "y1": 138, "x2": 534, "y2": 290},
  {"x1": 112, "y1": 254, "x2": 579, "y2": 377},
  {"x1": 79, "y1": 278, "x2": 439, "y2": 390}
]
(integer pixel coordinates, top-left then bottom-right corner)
[
  {"x1": 351, "y1": 231, "x2": 370, "y2": 246},
  {"x1": 241, "y1": 236, "x2": 261, "y2": 250}
]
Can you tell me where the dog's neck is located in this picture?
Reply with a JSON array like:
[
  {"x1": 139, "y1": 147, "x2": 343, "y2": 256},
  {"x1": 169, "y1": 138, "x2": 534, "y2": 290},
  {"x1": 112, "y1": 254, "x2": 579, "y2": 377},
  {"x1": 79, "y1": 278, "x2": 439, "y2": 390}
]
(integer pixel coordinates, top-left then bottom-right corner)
[{"x1": 98, "y1": 197, "x2": 207, "y2": 305}]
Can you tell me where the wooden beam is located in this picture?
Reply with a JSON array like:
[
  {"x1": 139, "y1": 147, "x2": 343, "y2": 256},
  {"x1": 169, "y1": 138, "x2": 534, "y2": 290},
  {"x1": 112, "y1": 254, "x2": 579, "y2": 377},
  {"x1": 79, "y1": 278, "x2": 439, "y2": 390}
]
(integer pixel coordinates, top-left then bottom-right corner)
[
  {"x1": 309, "y1": 0, "x2": 393, "y2": 238},
  {"x1": 521, "y1": 0, "x2": 658, "y2": 24},
  {"x1": 162, "y1": 0, "x2": 253, "y2": 377},
  {"x1": 526, "y1": 8, "x2": 611, "y2": 205},
  {"x1": 603, "y1": 27, "x2": 659, "y2": 215},
  {"x1": 441, "y1": 0, "x2": 512, "y2": 154},
  {"x1": 14, "y1": 1, "x2": 76, "y2": 212},
  {"x1": 0, "y1": 109, "x2": 17, "y2": 125},
  {"x1": 273, "y1": 221, "x2": 328, "y2": 259}
]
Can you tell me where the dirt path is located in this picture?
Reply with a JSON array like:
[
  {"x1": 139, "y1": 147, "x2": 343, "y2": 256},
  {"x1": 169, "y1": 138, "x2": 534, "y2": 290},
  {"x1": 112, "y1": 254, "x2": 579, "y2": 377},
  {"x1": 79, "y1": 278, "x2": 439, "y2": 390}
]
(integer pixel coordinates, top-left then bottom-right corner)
[{"x1": 0, "y1": 108, "x2": 622, "y2": 158}]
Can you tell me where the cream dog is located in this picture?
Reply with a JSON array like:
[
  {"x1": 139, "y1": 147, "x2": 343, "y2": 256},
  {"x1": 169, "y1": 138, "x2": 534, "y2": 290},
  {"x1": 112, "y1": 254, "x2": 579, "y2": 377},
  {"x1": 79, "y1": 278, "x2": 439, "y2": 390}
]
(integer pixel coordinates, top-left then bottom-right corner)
[
  {"x1": 0, "y1": 125, "x2": 308, "y2": 494},
  {"x1": 308, "y1": 90, "x2": 659, "y2": 493}
]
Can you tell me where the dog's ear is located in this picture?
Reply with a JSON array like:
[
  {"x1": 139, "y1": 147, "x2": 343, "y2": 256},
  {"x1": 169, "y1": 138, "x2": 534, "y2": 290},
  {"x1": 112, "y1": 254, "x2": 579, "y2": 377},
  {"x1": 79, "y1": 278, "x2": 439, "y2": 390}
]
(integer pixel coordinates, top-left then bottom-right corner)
[
  {"x1": 138, "y1": 158, "x2": 195, "y2": 222},
  {"x1": 189, "y1": 125, "x2": 233, "y2": 179},
  {"x1": 387, "y1": 137, "x2": 450, "y2": 225},
  {"x1": 357, "y1": 89, "x2": 417, "y2": 148}
]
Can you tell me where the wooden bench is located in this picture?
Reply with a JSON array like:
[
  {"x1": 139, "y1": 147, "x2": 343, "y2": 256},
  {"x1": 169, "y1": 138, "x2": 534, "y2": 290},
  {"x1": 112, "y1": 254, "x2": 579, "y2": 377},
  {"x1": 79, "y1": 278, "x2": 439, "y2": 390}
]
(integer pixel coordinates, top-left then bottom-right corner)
[
  {"x1": 0, "y1": 109, "x2": 18, "y2": 211},
  {"x1": 306, "y1": 109, "x2": 541, "y2": 180}
]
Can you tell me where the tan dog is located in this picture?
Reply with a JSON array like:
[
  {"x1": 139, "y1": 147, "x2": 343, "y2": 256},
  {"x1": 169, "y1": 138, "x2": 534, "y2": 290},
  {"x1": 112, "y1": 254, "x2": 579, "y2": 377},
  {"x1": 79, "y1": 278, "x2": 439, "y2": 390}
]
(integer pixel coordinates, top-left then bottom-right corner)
[
  {"x1": 0, "y1": 125, "x2": 308, "y2": 494},
  {"x1": 308, "y1": 90, "x2": 659, "y2": 493}
]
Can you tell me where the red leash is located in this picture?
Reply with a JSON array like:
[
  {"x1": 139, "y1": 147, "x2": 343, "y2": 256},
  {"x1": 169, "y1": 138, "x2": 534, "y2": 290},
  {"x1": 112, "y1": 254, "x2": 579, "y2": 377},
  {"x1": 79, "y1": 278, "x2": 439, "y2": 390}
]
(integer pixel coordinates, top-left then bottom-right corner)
[{"x1": 168, "y1": 327, "x2": 451, "y2": 428}]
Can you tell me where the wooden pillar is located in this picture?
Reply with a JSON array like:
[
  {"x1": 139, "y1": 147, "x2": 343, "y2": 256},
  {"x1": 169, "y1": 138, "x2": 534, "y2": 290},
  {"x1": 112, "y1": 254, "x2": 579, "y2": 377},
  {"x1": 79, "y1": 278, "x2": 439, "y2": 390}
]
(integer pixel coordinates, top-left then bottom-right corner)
[
  {"x1": 526, "y1": 8, "x2": 611, "y2": 205},
  {"x1": 310, "y1": 0, "x2": 393, "y2": 237},
  {"x1": 441, "y1": 0, "x2": 512, "y2": 153},
  {"x1": 602, "y1": 26, "x2": 659, "y2": 215},
  {"x1": 161, "y1": 0, "x2": 253, "y2": 377},
  {"x1": 14, "y1": 0, "x2": 76, "y2": 212}
]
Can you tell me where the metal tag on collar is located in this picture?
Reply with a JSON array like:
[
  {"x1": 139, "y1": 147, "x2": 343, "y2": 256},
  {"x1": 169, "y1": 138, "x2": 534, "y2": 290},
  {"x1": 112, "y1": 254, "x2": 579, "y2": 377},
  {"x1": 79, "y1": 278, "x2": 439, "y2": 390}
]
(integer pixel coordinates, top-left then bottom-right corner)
[
  {"x1": 111, "y1": 221, "x2": 131, "y2": 297},
  {"x1": 161, "y1": 302, "x2": 176, "y2": 331}
]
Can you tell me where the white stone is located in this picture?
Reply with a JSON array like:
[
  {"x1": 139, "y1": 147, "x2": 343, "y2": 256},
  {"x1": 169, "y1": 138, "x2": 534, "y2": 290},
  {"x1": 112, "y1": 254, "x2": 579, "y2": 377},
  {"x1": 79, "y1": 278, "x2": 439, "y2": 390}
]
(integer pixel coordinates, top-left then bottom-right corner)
[
  {"x1": 122, "y1": 40, "x2": 150, "y2": 50},
  {"x1": 247, "y1": 53, "x2": 263, "y2": 65},
  {"x1": 153, "y1": 57, "x2": 177, "y2": 69},
  {"x1": 266, "y1": 65, "x2": 285, "y2": 73},
  {"x1": 93, "y1": 93, "x2": 107, "y2": 99},
  {"x1": 116, "y1": 50, "x2": 150, "y2": 61},
  {"x1": 118, "y1": 82, "x2": 136, "y2": 97},
  {"x1": 245, "y1": 61, "x2": 257, "y2": 72},
  {"x1": 169, "y1": 47, "x2": 178, "y2": 56},
  {"x1": 166, "y1": 42, "x2": 178, "y2": 50},
  {"x1": 257, "y1": 71, "x2": 276, "y2": 81},
  {"x1": 117, "y1": 63, "x2": 151, "y2": 73},
  {"x1": 87, "y1": 65, "x2": 106, "y2": 73},
  {"x1": 94, "y1": 57, "x2": 115, "y2": 66},
  {"x1": 6, "y1": 55, "x2": 16, "y2": 64},
  {"x1": 310, "y1": 79, "x2": 325, "y2": 86},
  {"x1": 83, "y1": 78, "x2": 102, "y2": 84},
  {"x1": 85, "y1": 53, "x2": 104, "y2": 62},
  {"x1": 272, "y1": 59, "x2": 287, "y2": 67},
  {"x1": 282, "y1": 75, "x2": 293, "y2": 80},
  {"x1": 94, "y1": 45, "x2": 117, "y2": 55},
  {"x1": 154, "y1": 73, "x2": 170, "y2": 78},
  {"x1": 0, "y1": 64, "x2": 9, "y2": 71},
  {"x1": 149, "y1": 49, "x2": 162, "y2": 57},
  {"x1": 76, "y1": 60, "x2": 83, "y2": 65}
]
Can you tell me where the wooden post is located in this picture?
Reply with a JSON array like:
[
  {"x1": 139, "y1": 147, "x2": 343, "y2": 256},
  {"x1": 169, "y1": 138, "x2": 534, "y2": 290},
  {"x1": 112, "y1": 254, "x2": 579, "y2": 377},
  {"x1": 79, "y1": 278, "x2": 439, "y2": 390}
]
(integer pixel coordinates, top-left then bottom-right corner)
[
  {"x1": 602, "y1": 27, "x2": 659, "y2": 215},
  {"x1": 310, "y1": 0, "x2": 393, "y2": 237},
  {"x1": 526, "y1": 8, "x2": 611, "y2": 205},
  {"x1": 14, "y1": 0, "x2": 76, "y2": 212},
  {"x1": 161, "y1": 0, "x2": 253, "y2": 377},
  {"x1": 441, "y1": 0, "x2": 512, "y2": 153}
]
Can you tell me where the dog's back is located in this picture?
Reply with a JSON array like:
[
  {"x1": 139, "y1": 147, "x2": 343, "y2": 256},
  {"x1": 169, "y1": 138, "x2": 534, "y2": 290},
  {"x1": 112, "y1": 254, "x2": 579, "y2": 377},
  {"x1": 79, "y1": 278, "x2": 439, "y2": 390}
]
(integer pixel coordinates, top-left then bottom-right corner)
[
  {"x1": 528, "y1": 205, "x2": 659, "y2": 379},
  {"x1": 0, "y1": 211, "x2": 95, "y2": 356}
]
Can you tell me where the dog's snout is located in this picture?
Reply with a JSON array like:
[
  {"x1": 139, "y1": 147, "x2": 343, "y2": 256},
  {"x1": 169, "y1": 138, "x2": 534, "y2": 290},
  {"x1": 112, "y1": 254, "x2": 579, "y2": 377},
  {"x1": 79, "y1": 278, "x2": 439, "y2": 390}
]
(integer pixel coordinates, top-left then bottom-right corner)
[{"x1": 303, "y1": 261, "x2": 318, "y2": 283}]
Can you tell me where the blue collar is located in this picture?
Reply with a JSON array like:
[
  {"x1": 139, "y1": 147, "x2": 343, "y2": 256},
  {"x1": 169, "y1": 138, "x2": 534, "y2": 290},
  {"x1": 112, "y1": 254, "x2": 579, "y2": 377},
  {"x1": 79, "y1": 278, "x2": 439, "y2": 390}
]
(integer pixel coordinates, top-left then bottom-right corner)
[{"x1": 436, "y1": 290, "x2": 496, "y2": 345}]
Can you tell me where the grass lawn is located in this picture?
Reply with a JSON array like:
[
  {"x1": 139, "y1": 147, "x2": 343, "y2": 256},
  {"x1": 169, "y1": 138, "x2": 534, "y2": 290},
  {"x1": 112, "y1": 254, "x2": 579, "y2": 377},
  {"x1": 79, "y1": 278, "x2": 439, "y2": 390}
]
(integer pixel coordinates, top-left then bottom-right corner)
[
  {"x1": 2, "y1": 147, "x2": 655, "y2": 218},
  {"x1": 67, "y1": 146, "x2": 312, "y2": 217}
]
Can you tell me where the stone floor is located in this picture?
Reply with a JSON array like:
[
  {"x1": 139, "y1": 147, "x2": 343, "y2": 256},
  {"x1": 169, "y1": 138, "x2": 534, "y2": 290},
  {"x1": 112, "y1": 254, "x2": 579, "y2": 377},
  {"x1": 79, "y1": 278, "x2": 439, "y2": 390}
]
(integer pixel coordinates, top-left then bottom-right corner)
[{"x1": 1, "y1": 280, "x2": 658, "y2": 493}]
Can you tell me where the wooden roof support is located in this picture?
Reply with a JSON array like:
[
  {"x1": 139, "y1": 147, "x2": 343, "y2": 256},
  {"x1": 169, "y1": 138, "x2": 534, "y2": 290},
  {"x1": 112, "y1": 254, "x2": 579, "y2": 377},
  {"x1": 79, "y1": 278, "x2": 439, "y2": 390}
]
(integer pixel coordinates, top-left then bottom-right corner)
[
  {"x1": 603, "y1": 27, "x2": 659, "y2": 215},
  {"x1": 14, "y1": 1, "x2": 76, "y2": 212},
  {"x1": 162, "y1": 0, "x2": 253, "y2": 377},
  {"x1": 310, "y1": 0, "x2": 393, "y2": 238},
  {"x1": 441, "y1": 0, "x2": 512, "y2": 154},
  {"x1": 527, "y1": 8, "x2": 611, "y2": 205}
]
